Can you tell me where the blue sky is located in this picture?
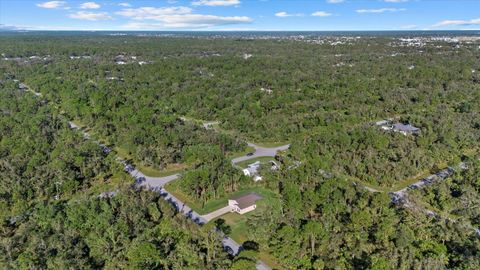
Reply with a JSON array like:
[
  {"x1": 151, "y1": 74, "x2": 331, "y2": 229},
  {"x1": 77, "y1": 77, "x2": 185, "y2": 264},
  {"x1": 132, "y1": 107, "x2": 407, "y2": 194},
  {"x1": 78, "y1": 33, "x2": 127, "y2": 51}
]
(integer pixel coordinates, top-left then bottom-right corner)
[{"x1": 0, "y1": 0, "x2": 479, "y2": 31}]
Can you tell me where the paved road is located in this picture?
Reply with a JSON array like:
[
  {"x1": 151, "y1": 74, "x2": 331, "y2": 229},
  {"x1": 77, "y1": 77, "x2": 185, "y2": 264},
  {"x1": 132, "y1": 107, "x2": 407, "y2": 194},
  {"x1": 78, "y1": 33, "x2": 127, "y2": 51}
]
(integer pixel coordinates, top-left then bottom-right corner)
[
  {"x1": 24, "y1": 87, "x2": 271, "y2": 269},
  {"x1": 221, "y1": 235, "x2": 242, "y2": 255},
  {"x1": 231, "y1": 143, "x2": 290, "y2": 164},
  {"x1": 68, "y1": 121, "x2": 181, "y2": 188},
  {"x1": 201, "y1": 205, "x2": 232, "y2": 222},
  {"x1": 156, "y1": 187, "x2": 207, "y2": 224},
  {"x1": 134, "y1": 170, "x2": 181, "y2": 188},
  {"x1": 389, "y1": 164, "x2": 461, "y2": 202}
]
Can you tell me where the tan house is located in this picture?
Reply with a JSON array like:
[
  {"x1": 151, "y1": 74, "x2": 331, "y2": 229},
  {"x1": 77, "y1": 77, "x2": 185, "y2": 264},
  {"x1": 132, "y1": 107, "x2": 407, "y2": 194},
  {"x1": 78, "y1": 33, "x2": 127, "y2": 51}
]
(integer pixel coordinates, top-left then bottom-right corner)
[{"x1": 228, "y1": 193, "x2": 263, "y2": 215}]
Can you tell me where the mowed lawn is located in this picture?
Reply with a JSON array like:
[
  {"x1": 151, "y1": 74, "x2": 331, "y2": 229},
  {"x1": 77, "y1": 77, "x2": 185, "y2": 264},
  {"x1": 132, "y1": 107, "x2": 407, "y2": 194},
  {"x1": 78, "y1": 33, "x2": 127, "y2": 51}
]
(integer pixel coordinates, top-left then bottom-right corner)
[
  {"x1": 210, "y1": 191, "x2": 285, "y2": 270},
  {"x1": 165, "y1": 182, "x2": 279, "y2": 215}
]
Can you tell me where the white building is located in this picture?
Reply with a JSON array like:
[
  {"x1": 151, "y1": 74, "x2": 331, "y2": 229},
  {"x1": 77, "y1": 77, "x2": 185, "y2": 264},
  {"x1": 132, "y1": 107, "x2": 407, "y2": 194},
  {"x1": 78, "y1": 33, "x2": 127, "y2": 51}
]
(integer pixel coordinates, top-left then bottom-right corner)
[
  {"x1": 228, "y1": 193, "x2": 263, "y2": 215},
  {"x1": 242, "y1": 161, "x2": 263, "y2": 181},
  {"x1": 376, "y1": 119, "x2": 420, "y2": 135}
]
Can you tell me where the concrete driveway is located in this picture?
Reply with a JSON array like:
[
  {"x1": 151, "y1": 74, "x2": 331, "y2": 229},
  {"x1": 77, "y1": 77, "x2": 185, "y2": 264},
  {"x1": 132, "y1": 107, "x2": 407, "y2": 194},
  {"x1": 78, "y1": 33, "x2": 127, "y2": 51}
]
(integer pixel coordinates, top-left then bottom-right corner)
[
  {"x1": 201, "y1": 205, "x2": 232, "y2": 222},
  {"x1": 231, "y1": 143, "x2": 290, "y2": 164},
  {"x1": 27, "y1": 83, "x2": 271, "y2": 270}
]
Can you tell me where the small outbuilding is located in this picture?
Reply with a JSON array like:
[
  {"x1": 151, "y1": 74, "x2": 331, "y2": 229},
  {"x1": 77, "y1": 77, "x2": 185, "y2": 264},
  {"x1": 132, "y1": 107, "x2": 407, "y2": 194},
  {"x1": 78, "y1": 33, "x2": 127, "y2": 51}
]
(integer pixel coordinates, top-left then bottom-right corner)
[
  {"x1": 376, "y1": 119, "x2": 420, "y2": 135},
  {"x1": 392, "y1": 123, "x2": 420, "y2": 135},
  {"x1": 228, "y1": 192, "x2": 263, "y2": 215},
  {"x1": 242, "y1": 161, "x2": 263, "y2": 182}
]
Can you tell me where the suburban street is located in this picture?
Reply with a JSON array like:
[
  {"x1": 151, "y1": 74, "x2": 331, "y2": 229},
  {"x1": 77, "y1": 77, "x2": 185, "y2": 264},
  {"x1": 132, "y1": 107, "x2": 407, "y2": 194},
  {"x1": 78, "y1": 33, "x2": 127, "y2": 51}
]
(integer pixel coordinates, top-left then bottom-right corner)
[
  {"x1": 23, "y1": 84, "x2": 268, "y2": 268},
  {"x1": 231, "y1": 142, "x2": 290, "y2": 164},
  {"x1": 33, "y1": 83, "x2": 480, "y2": 265},
  {"x1": 389, "y1": 164, "x2": 462, "y2": 202}
]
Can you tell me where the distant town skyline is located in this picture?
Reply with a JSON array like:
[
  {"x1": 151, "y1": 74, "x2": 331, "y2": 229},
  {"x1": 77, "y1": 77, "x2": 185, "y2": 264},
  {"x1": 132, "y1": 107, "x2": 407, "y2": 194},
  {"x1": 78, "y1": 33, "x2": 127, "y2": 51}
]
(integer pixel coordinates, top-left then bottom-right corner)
[{"x1": 1, "y1": 0, "x2": 479, "y2": 31}]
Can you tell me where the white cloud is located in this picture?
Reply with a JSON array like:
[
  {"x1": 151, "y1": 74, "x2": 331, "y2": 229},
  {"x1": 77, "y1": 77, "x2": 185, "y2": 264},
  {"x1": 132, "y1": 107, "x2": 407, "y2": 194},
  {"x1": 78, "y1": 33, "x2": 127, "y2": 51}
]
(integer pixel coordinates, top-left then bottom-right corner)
[
  {"x1": 356, "y1": 8, "x2": 406, "y2": 13},
  {"x1": 433, "y1": 18, "x2": 480, "y2": 28},
  {"x1": 311, "y1": 11, "x2": 332, "y2": 17},
  {"x1": 384, "y1": 0, "x2": 408, "y2": 2},
  {"x1": 69, "y1": 11, "x2": 113, "y2": 21},
  {"x1": 80, "y1": 2, "x2": 100, "y2": 9},
  {"x1": 275, "y1": 11, "x2": 304, "y2": 17},
  {"x1": 116, "y1": 7, "x2": 193, "y2": 19},
  {"x1": 36, "y1": 1, "x2": 67, "y2": 9},
  {"x1": 122, "y1": 15, "x2": 251, "y2": 28},
  {"x1": 117, "y1": 6, "x2": 252, "y2": 28},
  {"x1": 0, "y1": 24, "x2": 24, "y2": 30},
  {"x1": 400, "y1": 24, "x2": 417, "y2": 29},
  {"x1": 326, "y1": 0, "x2": 344, "y2": 3},
  {"x1": 192, "y1": 0, "x2": 240, "y2": 6},
  {"x1": 118, "y1": 2, "x2": 131, "y2": 7}
]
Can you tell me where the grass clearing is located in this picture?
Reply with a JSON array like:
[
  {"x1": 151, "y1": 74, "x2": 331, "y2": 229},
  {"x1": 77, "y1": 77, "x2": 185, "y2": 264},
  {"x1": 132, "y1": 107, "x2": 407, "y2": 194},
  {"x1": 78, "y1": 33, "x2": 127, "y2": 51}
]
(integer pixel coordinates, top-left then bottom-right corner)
[
  {"x1": 165, "y1": 183, "x2": 278, "y2": 215},
  {"x1": 209, "y1": 189, "x2": 284, "y2": 270}
]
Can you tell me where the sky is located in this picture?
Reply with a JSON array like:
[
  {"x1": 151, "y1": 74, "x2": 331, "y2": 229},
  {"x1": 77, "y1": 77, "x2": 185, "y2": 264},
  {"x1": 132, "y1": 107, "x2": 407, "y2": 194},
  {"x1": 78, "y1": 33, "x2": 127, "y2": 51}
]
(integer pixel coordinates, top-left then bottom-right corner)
[{"x1": 0, "y1": 0, "x2": 479, "y2": 31}]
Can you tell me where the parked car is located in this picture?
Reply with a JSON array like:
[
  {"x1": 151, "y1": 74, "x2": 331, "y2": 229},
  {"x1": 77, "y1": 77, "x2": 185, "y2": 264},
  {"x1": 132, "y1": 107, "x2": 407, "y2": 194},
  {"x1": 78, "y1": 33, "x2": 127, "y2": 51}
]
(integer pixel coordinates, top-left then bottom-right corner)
[{"x1": 246, "y1": 152, "x2": 254, "y2": 157}]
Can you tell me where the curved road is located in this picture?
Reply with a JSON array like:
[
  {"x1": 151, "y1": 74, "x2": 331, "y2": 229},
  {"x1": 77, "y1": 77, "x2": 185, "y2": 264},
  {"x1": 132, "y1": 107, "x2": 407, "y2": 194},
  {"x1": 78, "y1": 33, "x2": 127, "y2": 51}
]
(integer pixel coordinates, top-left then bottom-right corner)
[
  {"x1": 25, "y1": 86, "x2": 276, "y2": 269},
  {"x1": 231, "y1": 143, "x2": 290, "y2": 164}
]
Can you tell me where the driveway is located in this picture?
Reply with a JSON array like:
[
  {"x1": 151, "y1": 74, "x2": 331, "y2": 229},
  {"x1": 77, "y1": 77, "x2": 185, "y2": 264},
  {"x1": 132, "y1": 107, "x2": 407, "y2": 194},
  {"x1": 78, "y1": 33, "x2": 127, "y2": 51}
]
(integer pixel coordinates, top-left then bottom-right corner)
[
  {"x1": 24, "y1": 89, "x2": 270, "y2": 269},
  {"x1": 231, "y1": 143, "x2": 290, "y2": 164},
  {"x1": 201, "y1": 205, "x2": 232, "y2": 222}
]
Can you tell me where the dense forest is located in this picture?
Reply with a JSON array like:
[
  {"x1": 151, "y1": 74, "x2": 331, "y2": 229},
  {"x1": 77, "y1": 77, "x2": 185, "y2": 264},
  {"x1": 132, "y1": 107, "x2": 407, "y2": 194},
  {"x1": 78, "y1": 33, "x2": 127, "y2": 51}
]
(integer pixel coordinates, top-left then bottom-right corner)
[
  {"x1": 1, "y1": 35, "x2": 479, "y2": 187},
  {"x1": 242, "y1": 157, "x2": 480, "y2": 269},
  {"x1": 1, "y1": 33, "x2": 479, "y2": 269},
  {"x1": 409, "y1": 157, "x2": 480, "y2": 230},
  {"x1": 0, "y1": 84, "x2": 233, "y2": 268}
]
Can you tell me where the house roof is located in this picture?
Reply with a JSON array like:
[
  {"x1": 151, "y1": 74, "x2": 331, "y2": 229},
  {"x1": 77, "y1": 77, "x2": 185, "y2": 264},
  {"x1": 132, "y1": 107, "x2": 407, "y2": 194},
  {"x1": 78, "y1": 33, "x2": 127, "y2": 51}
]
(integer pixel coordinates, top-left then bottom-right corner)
[
  {"x1": 393, "y1": 123, "x2": 419, "y2": 132},
  {"x1": 245, "y1": 167, "x2": 258, "y2": 175},
  {"x1": 247, "y1": 161, "x2": 261, "y2": 168},
  {"x1": 230, "y1": 192, "x2": 262, "y2": 209}
]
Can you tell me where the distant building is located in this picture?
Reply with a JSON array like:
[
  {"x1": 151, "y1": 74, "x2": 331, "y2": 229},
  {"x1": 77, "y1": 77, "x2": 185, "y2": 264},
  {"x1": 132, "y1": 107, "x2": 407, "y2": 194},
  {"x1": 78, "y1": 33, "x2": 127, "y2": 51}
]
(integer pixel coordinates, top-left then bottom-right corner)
[
  {"x1": 260, "y1": 87, "x2": 273, "y2": 94},
  {"x1": 376, "y1": 119, "x2": 420, "y2": 135},
  {"x1": 392, "y1": 123, "x2": 420, "y2": 135},
  {"x1": 228, "y1": 193, "x2": 262, "y2": 215},
  {"x1": 18, "y1": 83, "x2": 27, "y2": 90},
  {"x1": 242, "y1": 161, "x2": 263, "y2": 182},
  {"x1": 243, "y1": 53, "x2": 252, "y2": 60}
]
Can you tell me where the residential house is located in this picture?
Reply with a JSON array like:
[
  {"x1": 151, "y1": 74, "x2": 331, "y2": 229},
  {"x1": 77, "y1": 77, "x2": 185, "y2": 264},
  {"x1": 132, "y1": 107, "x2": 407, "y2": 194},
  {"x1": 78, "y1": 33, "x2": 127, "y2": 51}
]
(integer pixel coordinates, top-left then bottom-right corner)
[
  {"x1": 376, "y1": 119, "x2": 420, "y2": 135},
  {"x1": 392, "y1": 123, "x2": 420, "y2": 135},
  {"x1": 228, "y1": 193, "x2": 263, "y2": 215},
  {"x1": 242, "y1": 161, "x2": 263, "y2": 182}
]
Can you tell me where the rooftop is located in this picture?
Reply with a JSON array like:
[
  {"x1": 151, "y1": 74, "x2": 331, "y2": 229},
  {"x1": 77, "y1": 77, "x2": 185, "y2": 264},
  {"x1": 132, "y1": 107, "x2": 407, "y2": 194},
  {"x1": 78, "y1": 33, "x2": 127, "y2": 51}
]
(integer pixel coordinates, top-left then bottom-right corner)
[
  {"x1": 230, "y1": 192, "x2": 263, "y2": 209},
  {"x1": 393, "y1": 123, "x2": 420, "y2": 132}
]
